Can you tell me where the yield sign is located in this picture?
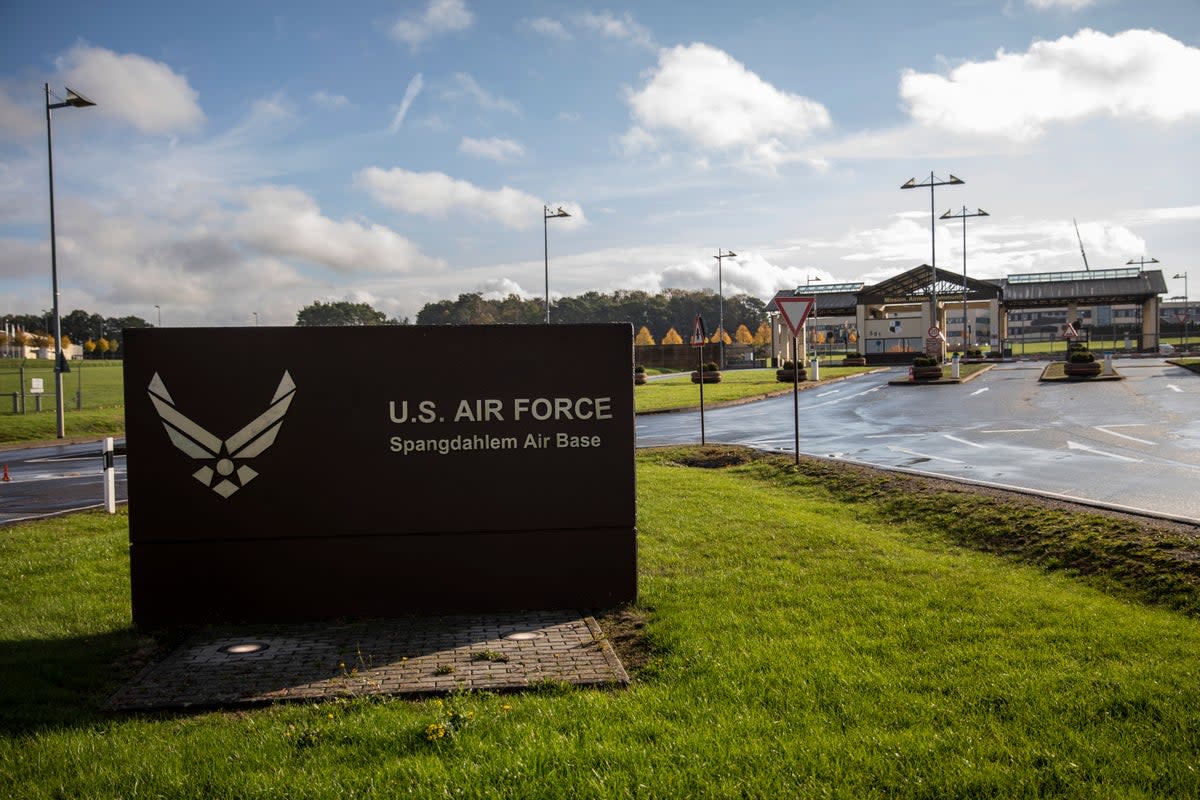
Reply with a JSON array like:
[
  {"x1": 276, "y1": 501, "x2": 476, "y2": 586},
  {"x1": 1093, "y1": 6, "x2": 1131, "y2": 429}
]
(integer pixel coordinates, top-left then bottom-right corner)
[{"x1": 775, "y1": 296, "x2": 815, "y2": 337}]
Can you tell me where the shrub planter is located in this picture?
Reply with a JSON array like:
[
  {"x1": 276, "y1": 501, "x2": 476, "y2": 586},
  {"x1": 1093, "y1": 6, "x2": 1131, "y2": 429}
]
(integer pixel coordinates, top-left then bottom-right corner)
[
  {"x1": 1064, "y1": 362, "x2": 1102, "y2": 377},
  {"x1": 842, "y1": 357, "x2": 867, "y2": 366},
  {"x1": 776, "y1": 368, "x2": 807, "y2": 382},
  {"x1": 691, "y1": 371, "x2": 722, "y2": 383},
  {"x1": 634, "y1": 373, "x2": 646, "y2": 385},
  {"x1": 911, "y1": 365, "x2": 944, "y2": 381}
]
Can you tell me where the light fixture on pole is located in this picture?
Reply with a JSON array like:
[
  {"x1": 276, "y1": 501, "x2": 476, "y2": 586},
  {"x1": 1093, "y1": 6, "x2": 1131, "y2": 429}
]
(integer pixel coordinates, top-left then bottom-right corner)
[
  {"x1": 805, "y1": 275, "x2": 821, "y2": 357},
  {"x1": 253, "y1": 312, "x2": 259, "y2": 327},
  {"x1": 902, "y1": 172, "x2": 964, "y2": 333},
  {"x1": 1126, "y1": 257, "x2": 1159, "y2": 270},
  {"x1": 543, "y1": 205, "x2": 571, "y2": 324},
  {"x1": 940, "y1": 206, "x2": 989, "y2": 350},
  {"x1": 713, "y1": 249, "x2": 737, "y2": 368},
  {"x1": 1173, "y1": 271, "x2": 1189, "y2": 348},
  {"x1": 46, "y1": 84, "x2": 96, "y2": 439},
  {"x1": 155, "y1": 305, "x2": 161, "y2": 327}
]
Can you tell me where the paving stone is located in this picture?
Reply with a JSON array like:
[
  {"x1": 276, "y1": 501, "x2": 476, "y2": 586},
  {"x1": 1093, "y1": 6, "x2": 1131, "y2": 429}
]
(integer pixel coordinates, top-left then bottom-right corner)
[{"x1": 107, "y1": 610, "x2": 628, "y2": 711}]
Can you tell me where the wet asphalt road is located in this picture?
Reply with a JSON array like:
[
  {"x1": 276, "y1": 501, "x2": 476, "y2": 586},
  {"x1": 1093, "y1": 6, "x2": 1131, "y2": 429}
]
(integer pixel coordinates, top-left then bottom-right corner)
[
  {"x1": 637, "y1": 359, "x2": 1200, "y2": 523},
  {"x1": 0, "y1": 440, "x2": 127, "y2": 525},
  {"x1": 1, "y1": 359, "x2": 1196, "y2": 525}
]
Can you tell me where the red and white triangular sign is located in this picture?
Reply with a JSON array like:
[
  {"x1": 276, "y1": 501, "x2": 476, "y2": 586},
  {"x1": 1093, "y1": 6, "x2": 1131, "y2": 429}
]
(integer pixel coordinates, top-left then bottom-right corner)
[
  {"x1": 775, "y1": 296, "x2": 815, "y2": 337},
  {"x1": 1063, "y1": 322, "x2": 1078, "y2": 338},
  {"x1": 690, "y1": 314, "x2": 707, "y2": 347}
]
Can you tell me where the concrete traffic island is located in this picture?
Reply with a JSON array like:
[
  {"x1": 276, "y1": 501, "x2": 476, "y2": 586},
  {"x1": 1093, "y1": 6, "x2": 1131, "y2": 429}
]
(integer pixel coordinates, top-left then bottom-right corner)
[
  {"x1": 887, "y1": 362, "x2": 996, "y2": 386},
  {"x1": 1039, "y1": 361, "x2": 1125, "y2": 382}
]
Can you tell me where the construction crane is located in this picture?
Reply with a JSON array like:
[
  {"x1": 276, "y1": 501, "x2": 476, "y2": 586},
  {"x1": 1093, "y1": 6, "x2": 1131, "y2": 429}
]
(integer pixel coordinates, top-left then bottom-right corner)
[{"x1": 1073, "y1": 218, "x2": 1090, "y2": 271}]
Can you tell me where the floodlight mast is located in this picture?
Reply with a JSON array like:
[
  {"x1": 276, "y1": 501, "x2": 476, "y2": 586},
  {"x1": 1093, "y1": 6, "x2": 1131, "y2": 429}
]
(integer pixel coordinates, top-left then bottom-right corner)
[{"x1": 901, "y1": 173, "x2": 964, "y2": 338}]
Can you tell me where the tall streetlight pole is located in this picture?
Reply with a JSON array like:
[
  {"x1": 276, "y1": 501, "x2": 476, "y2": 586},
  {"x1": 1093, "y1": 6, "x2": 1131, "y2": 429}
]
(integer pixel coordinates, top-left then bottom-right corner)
[
  {"x1": 253, "y1": 312, "x2": 259, "y2": 327},
  {"x1": 543, "y1": 205, "x2": 571, "y2": 323},
  {"x1": 1173, "y1": 271, "x2": 1189, "y2": 348},
  {"x1": 46, "y1": 84, "x2": 96, "y2": 439},
  {"x1": 155, "y1": 305, "x2": 161, "y2": 327},
  {"x1": 713, "y1": 249, "x2": 737, "y2": 368},
  {"x1": 940, "y1": 206, "x2": 989, "y2": 350},
  {"x1": 901, "y1": 172, "x2": 964, "y2": 336}
]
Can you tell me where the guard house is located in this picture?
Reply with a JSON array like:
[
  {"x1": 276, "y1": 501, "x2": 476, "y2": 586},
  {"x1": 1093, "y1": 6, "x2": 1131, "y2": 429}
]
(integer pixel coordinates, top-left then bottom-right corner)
[
  {"x1": 768, "y1": 264, "x2": 1169, "y2": 365},
  {"x1": 856, "y1": 265, "x2": 1002, "y2": 362},
  {"x1": 997, "y1": 268, "x2": 1168, "y2": 351}
]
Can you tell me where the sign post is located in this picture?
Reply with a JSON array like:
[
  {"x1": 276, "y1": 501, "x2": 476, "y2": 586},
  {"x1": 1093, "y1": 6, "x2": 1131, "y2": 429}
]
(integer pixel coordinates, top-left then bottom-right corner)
[
  {"x1": 774, "y1": 297, "x2": 815, "y2": 466},
  {"x1": 691, "y1": 314, "x2": 708, "y2": 444}
]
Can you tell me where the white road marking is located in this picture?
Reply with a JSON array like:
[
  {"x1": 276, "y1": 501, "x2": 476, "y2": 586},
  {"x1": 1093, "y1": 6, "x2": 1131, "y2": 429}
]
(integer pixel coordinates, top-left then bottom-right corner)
[
  {"x1": 980, "y1": 428, "x2": 1038, "y2": 433},
  {"x1": 886, "y1": 445, "x2": 964, "y2": 464},
  {"x1": 970, "y1": 387, "x2": 989, "y2": 396},
  {"x1": 1066, "y1": 440, "x2": 1142, "y2": 462},
  {"x1": 943, "y1": 434, "x2": 987, "y2": 449},
  {"x1": 807, "y1": 386, "x2": 883, "y2": 409},
  {"x1": 1094, "y1": 426, "x2": 1156, "y2": 445},
  {"x1": 864, "y1": 433, "x2": 931, "y2": 439},
  {"x1": 815, "y1": 389, "x2": 843, "y2": 397},
  {"x1": 1167, "y1": 384, "x2": 1183, "y2": 393}
]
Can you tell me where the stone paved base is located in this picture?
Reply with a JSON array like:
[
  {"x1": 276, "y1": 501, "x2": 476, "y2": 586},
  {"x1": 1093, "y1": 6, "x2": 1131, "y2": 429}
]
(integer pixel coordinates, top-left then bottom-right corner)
[{"x1": 108, "y1": 611, "x2": 627, "y2": 711}]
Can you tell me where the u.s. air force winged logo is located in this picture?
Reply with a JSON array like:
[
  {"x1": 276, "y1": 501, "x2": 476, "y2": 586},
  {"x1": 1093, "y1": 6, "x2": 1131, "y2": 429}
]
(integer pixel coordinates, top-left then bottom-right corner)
[{"x1": 147, "y1": 371, "x2": 297, "y2": 498}]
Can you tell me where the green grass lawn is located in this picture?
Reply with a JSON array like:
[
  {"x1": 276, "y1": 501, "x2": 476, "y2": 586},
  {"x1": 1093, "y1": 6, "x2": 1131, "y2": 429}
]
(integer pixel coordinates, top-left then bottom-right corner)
[
  {"x1": 0, "y1": 359, "x2": 126, "y2": 444},
  {"x1": 636, "y1": 366, "x2": 876, "y2": 413},
  {"x1": 3, "y1": 447, "x2": 1200, "y2": 798}
]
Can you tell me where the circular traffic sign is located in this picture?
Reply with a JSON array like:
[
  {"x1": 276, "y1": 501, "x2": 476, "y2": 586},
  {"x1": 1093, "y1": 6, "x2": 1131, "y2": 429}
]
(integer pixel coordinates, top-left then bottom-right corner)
[{"x1": 927, "y1": 326, "x2": 940, "y2": 338}]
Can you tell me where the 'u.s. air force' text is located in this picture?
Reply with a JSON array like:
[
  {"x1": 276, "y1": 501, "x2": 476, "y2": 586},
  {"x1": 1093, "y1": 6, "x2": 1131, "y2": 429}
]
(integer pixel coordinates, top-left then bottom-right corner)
[{"x1": 388, "y1": 397, "x2": 612, "y2": 424}]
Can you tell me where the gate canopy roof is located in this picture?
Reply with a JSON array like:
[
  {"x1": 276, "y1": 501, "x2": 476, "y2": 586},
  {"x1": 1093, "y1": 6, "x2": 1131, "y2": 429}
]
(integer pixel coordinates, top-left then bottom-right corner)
[
  {"x1": 998, "y1": 268, "x2": 1168, "y2": 308},
  {"x1": 856, "y1": 265, "x2": 1002, "y2": 306}
]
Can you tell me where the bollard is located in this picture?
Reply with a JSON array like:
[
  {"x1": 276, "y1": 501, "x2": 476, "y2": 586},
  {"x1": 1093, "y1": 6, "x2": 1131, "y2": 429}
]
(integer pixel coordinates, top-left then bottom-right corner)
[
  {"x1": 810, "y1": 356, "x2": 820, "y2": 381},
  {"x1": 951, "y1": 354, "x2": 961, "y2": 379},
  {"x1": 103, "y1": 437, "x2": 116, "y2": 514},
  {"x1": 1103, "y1": 353, "x2": 1114, "y2": 375}
]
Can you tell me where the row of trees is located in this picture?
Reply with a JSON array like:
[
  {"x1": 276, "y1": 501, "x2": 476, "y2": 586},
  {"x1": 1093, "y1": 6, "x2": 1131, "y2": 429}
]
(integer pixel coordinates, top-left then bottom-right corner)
[
  {"x1": 2, "y1": 310, "x2": 151, "y2": 357},
  {"x1": 415, "y1": 288, "x2": 768, "y2": 334},
  {"x1": 634, "y1": 322, "x2": 773, "y2": 347}
]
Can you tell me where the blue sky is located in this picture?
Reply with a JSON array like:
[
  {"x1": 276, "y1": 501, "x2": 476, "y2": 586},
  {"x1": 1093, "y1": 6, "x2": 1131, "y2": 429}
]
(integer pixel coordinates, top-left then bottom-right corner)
[{"x1": 1, "y1": 0, "x2": 1196, "y2": 326}]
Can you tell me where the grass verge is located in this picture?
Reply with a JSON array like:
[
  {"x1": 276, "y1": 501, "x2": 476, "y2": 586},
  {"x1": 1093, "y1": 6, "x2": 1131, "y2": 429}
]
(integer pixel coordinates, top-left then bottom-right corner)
[
  {"x1": 3, "y1": 449, "x2": 1200, "y2": 798},
  {"x1": 635, "y1": 366, "x2": 876, "y2": 414},
  {"x1": 0, "y1": 359, "x2": 125, "y2": 444}
]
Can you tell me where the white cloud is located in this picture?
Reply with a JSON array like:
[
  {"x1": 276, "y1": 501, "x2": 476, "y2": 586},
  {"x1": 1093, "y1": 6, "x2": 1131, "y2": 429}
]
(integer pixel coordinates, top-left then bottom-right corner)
[
  {"x1": 389, "y1": 74, "x2": 424, "y2": 132},
  {"x1": 443, "y1": 73, "x2": 519, "y2": 114},
  {"x1": 576, "y1": 11, "x2": 656, "y2": 51},
  {"x1": 528, "y1": 17, "x2": 571, "y2": 40},
  {"x1": 901, "y1": 29, "x2": 1200, "y2": 141},
  {"x1": 235, "y1": 185, "x2": 444, "y2": 274},
  {"x1": 459, "y1": 136, "x2": 525, "y2": 161},
  {"x1": 356, "y1": 166, "x2": 546, "y2": 230},
  {"x1": 390, "y1": 0, "x2": 473, "y2": 50},
  {"x1": 56, "y1": 44, "x2": 204, "y2": 135},
  {"x1": 1026, "y1": 0, "x2": 1095, "y2": 10},
  {"x1": 625, "y1": 43, "x2": 831, "y2": 170},
  {"x1": 0, "y1": 84, "x2": 41, "y2": 140},
  {"x1": 311, "y1": 90, "x2": 350, "y2": 109},
  {"x1": 478, "y1": 277, "x2": 529, "y2": 299}
]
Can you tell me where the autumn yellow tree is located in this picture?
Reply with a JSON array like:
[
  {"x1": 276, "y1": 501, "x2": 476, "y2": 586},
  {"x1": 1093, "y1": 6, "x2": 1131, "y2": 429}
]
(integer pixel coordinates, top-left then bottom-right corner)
[
  {"x1": 85, "y1": 339, "x2": 97, "y2": 355},
  {"x1": 60, "y1": 334, "x2": 72, "y2": 349},
  {"x1": 752, "y1": 322, "x2": 771, "y2": 347},
  {"x1": 97, "y1": 337, "x2": 110, "y2": 358},
  {"x1": 662, "y1": 327, "x2": 683, "y2": 345},
  {"x1": 734, "y1": 324, "x2": 753, "y2": 344},
  {"x1": 634, "y1": 326, "x2": 656, "y2": 345},
  {"x1": 709, "y1": 328, "x2": 732, "y2": 345}
]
